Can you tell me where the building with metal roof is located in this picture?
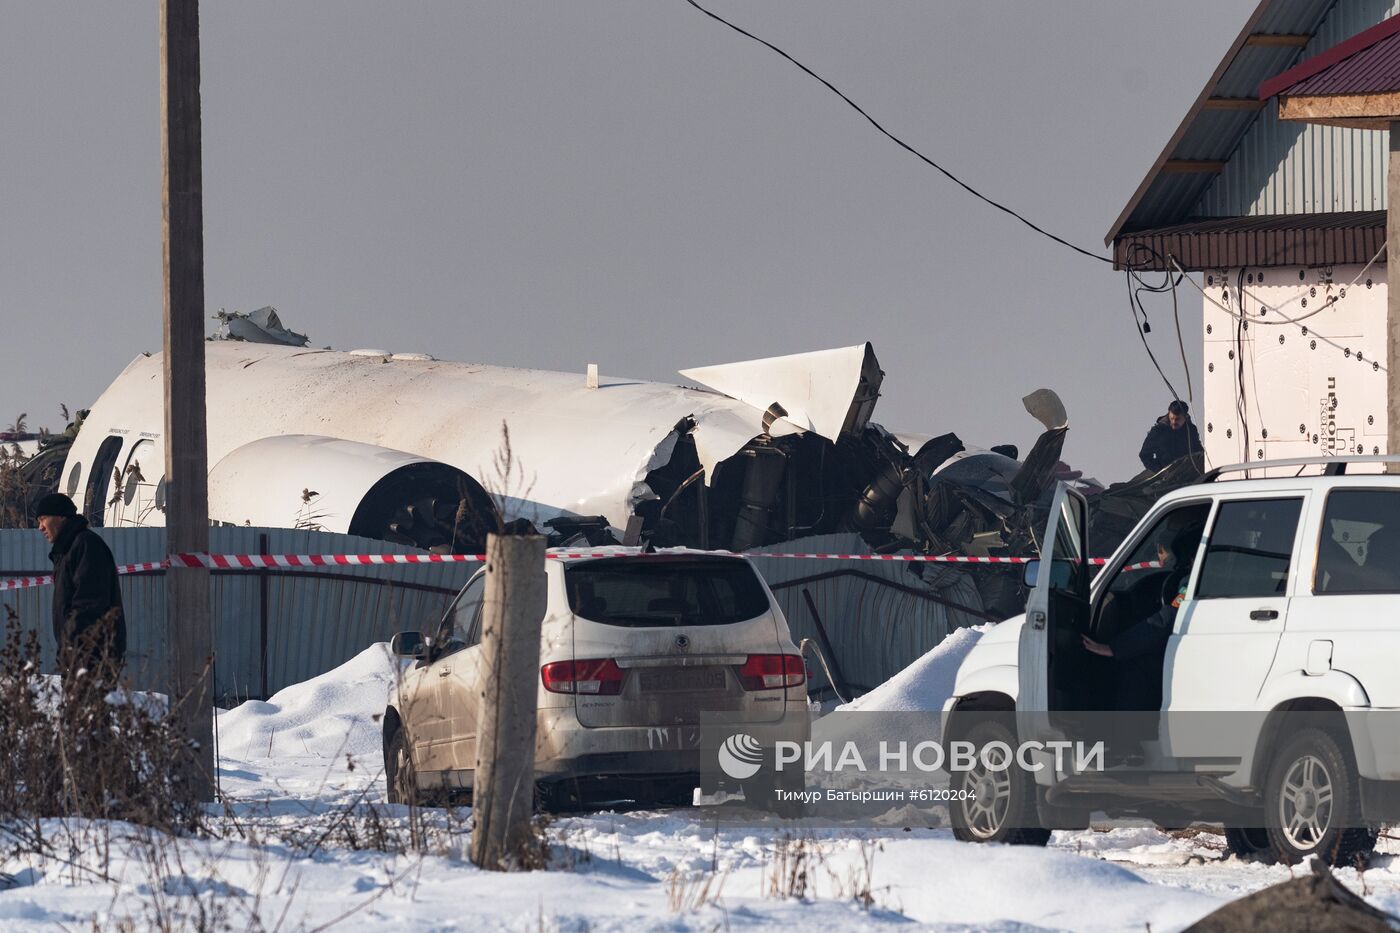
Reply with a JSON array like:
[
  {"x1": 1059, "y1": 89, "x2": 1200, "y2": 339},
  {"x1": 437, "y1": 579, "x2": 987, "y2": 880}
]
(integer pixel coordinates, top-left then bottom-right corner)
[
  {"x1": 1109, "y1": 0, "x2": 1394, "y2": 471},
  {"x1": 1263, "y1": 11, "x2": 1400, "y2": 113},
  {"x1": 1110, "y1": 0, "x2": 1400, "y2": 270}
]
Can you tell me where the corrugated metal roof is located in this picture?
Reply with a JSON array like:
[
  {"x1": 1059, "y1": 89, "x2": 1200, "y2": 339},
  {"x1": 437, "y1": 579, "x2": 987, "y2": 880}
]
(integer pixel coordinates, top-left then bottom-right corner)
[
  {"x1": 1107, "y1": 0, "x2": 1400, "y2": 242},
  {"x1": 1112, "y1": 210, "x2": 1384, "y2": 270},
  {"x1": 1272, "y1": 17, "x2": 1400, "y2": 94}
]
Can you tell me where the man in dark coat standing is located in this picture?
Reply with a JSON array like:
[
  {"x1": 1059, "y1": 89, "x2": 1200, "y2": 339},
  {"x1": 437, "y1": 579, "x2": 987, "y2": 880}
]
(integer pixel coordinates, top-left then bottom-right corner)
[
  {"x1": 1138, "y1": 399, "x2": 1204, "y2": 472},
  {"x1": 36, "y1": 493, "x2": 126, "y2": 676}
]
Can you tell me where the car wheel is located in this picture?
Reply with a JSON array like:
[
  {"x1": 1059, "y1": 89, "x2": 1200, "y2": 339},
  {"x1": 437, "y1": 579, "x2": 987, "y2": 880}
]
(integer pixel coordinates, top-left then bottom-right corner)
[
  {"x1": 538, "y1": 779, "x2": 585, "y2": 813},
  {"x1": 950, "y1": 718, "x2": 1051, "y2": 846},
  {"x1": 1223, "y1": 825, "x2": 1272, "y2": 860},
  {"x1": 385, "y1": 725, "x2": 420, "y2": 806},
  {"x1": 1263, "y1": 726, "x2": 1376, "y2": 867}
]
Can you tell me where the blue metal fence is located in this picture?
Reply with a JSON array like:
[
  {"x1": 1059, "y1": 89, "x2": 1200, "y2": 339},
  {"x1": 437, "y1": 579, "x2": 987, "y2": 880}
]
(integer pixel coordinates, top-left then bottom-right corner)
[{"x1": 0, "y1": 527, "x2": 472, "y2": 703}]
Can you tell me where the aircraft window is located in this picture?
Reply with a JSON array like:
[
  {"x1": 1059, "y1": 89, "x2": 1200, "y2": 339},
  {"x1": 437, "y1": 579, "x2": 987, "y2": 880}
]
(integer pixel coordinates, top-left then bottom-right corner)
[
  {"x1": 113, "y1": 439, "x2": 158, "y2": 523},
  {"x1": 65, "y1": 462, "x2": 82, "y2": 497},
  {"x1": 1316, "y1": 490, "x2": 1400, "y2": 595},
  {"x1": 1195, "y1": 498, "x2": 1303, "y2": 599},
  {"x1": 82, "y1": 436, "x2": 125, "y2": 527},
  {"x1": 123, "y1": 440, "x2": 153, "y2": 505}
]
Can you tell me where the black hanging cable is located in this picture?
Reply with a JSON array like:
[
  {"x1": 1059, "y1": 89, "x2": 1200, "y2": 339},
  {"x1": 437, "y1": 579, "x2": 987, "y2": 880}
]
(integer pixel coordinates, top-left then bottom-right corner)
[
  {"x1": 1124, "y1": 269, "x2": 1182, "y2": 399},
  {"x1": 682, "y1": 0, "x2": 1114, "y2": 265},
  {"x1": 1234, "y1": 268, "x2": 1251, "y2": 463},
  {"x1": 1120, "y1": 242, "x2": 1187, "y2": 400},
  {"x1": 1169, "y1": 269, "x2": 1193, "y2": 405}
]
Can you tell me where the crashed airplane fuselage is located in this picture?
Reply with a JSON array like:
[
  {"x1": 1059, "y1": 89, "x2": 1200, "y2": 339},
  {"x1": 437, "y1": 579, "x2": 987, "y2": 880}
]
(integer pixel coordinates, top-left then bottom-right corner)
[{"x1": 61, "y1": 342, "x2": 892, "y2": 553}]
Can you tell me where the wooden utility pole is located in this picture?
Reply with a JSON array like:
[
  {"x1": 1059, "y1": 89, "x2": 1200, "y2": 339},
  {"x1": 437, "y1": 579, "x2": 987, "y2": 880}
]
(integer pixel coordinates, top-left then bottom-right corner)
[
  {"x1": 470, "y1": 533, "x2": 546, "y2": 871},
  {"x1": 161, "y1": 0, "x2": 214, "y2": 800}
]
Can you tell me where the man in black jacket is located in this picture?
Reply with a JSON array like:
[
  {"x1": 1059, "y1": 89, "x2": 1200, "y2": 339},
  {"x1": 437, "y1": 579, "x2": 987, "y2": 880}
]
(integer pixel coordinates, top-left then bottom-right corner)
[
  {"x1": 36, "y1": 493, "x2": 126, "y2": 676},
  {"x1": 1138, "y1": 400, "x2": 1203, "y2": 472}
]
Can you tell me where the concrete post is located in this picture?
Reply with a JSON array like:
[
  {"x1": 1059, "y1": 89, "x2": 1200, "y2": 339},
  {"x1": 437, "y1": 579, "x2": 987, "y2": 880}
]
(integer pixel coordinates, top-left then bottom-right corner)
[
  {"x1": 161, "y1": 0, "x2": 214, "y2": 799},
  {"x1": 469, "y1": 533, "x2": 546, "y2": 871}
]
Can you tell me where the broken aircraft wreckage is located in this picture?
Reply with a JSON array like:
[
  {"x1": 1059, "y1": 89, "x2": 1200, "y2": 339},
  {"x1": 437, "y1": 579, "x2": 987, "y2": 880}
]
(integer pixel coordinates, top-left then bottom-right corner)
[{"x1": 35, "y1": 340, "x2": 1190, "y2": 619}]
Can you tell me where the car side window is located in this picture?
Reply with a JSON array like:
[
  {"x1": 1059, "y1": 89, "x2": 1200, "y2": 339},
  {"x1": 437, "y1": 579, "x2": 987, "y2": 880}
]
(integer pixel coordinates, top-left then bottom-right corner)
[
  {"x1": 1104, "y1": 502, "x2": 1212, "y2": 599},
  {"x1": 464, "y1": 587, "x2": 486, "y2": 647},
  {"x1": 1091, "y1": 502, "x2": 1209, "y2": 639},
  {"x1": 436, "y1": 573, "x2": 485, "y2": 649},
  {"x1": 1316, "y1": 489, "x2": 1400, "y2": 595},
  {"x1": 1195, "y1": 498, "x2": 1304, "y2": 599}
]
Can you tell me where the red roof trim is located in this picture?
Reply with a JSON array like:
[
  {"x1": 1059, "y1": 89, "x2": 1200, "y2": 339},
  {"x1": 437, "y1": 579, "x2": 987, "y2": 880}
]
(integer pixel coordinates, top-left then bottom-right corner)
[{"x1": 1259, "y1": 11, "x2": 1400, "y2": 99}]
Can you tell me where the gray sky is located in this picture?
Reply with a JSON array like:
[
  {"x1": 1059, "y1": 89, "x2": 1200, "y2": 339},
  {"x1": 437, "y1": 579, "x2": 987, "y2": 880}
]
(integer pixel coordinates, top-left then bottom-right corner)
[{"x1": 2, "y1": 1, "x2": 1258, "y2": 480}]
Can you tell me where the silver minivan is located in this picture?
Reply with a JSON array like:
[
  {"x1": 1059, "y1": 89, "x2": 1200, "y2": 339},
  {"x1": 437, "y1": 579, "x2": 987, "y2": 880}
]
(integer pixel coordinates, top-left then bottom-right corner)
[{"x1": 383, "y1": 548, "x2": 810, "y2": 809}]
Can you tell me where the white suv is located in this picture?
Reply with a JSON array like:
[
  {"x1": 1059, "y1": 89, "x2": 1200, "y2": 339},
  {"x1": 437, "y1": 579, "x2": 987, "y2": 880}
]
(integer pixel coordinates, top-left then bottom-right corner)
[
  {"x1": 383, "y1": 549, "x2": 810, "y2": 810},
  {"x1": 945, "y1": 456, "x2": 1400, "y2": 864}
]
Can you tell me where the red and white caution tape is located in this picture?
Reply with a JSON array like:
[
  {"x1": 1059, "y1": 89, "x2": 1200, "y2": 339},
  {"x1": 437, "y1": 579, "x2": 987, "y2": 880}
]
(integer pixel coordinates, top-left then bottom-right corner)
[
  {"x1": 0, "y1": 574, "x2": 52, "y2": 593},
  {"x1": 2, "y1": 552, "x2": 1163, "y2": 593},
  {"x1": 167, "y1": 552, "x2": 488, "y2": 569},
  {"x1": 168, "y1": 551, "x2": 1047, "y2": 567},
  {"x1": 0, "y1": 559, "x2": 166, "y2": 593}
]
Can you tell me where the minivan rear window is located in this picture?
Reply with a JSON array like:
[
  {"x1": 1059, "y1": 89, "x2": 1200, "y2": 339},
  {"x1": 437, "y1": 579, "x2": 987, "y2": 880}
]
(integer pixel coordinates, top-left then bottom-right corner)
[{"x1": 564, "y1": 557, "x2": 770, "y2": 627}]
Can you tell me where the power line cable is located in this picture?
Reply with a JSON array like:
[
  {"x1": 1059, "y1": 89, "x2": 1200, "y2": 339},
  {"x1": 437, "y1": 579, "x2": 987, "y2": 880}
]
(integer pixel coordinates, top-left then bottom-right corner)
[
  {"x1": 1170, "y1": 245, "x2": 1386, "y2": 327},
  {"x1": 1171, "y1": 256, "x2": 1388, "y2": 373},
  {"x1": 1121, "y1": 243, "x2": 1193, "y2": 401},
  {"x1": 1124, "y1": 269, "x2": 1182, "y2": 399},
  {"x1": 681, "y1": 0, "x2": 1114, "y2": 265},
  {"x1": 1169, "y1": 270, "x2": 1193, "y2": 405}
]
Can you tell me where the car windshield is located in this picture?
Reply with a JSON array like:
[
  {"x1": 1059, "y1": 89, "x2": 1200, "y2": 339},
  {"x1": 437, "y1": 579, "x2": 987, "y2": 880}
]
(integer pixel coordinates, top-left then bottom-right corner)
[{"x1": 564, "y1": 557, "x2": 770, "y2": 627}]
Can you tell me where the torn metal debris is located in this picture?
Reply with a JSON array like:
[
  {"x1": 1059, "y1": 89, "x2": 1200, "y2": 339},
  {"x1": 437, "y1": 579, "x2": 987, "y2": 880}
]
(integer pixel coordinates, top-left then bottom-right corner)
[
  {"x1": 211, "y1": 306, "x2": 310, "y2": 347},
  {"x1": 23, "y1": 334, "x2": 1204, "y2": 620}
]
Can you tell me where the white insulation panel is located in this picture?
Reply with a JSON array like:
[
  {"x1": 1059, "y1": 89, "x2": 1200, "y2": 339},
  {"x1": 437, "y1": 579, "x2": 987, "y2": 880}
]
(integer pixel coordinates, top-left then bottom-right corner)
[{"x1": 1201, "y1": 264, "x2": 1389, "y2": 473}]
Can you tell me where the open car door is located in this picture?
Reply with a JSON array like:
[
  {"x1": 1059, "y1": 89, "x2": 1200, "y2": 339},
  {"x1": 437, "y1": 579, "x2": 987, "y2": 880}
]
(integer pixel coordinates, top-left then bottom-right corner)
[{"x1": 1018, "y1": 482, "x2": 1089, "y2": 724}]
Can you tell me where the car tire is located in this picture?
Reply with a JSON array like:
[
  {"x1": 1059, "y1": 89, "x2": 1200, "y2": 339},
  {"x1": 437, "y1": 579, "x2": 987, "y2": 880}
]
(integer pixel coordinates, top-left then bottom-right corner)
[
  {"x1": 950, "y1": 718, "x2": 1051, "y2": 846},
  {"x1": 1223, "y1": 825, "x2": 1272, "y2": 860},
  {"x1": 385, "y1": 725, "x2": 420, "y2": 807},
  {"x1": 1262, "y1": 726, "x2": 1376, "y2": 867}
]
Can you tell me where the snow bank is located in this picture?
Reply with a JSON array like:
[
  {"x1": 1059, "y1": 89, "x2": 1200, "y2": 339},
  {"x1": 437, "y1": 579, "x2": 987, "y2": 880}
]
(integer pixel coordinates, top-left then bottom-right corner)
[
  {"x1": 216, "y1": 643, "x2": 401, "y2": 761},
  {"x1": 836, "y1": 622, "x2": 993, "y2": 713},
  {"x1": 848, "y1": 836, "x2": 1220, "y2": 931}
]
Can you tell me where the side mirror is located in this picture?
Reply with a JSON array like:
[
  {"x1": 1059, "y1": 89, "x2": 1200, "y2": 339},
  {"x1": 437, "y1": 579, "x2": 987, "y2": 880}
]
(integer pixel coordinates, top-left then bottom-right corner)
[
  {"x1": 390, "y1": 631, "x2": 425, "y2": 659},
  {"x1": 1022, "y1": 560, "x2": 1040, "y2": 588}
]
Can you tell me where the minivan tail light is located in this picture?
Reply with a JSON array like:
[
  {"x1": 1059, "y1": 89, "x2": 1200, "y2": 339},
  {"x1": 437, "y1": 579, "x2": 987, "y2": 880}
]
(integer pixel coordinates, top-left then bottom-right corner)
[
  {"x1": 737, "y1": 654, "x2": 805, "y2": 690},
  {"x1": 541, "y1": 658, "x2": 625, "y2": 695}
]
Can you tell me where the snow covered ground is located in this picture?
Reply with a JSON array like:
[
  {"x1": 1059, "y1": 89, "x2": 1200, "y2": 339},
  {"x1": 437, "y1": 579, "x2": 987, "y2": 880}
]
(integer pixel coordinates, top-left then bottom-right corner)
[{"x1": 5, "y1": 635, "x2": 1400, "y2": 931}]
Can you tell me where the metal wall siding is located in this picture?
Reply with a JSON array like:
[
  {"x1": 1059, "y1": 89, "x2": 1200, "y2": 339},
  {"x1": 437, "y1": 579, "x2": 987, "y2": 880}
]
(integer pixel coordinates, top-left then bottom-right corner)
[
  {"x1": 1197, "y1": 0, "x2": 1400, "y2": 219},
  {"x1": 751, "y1": 534, "x2": 987, "y2": 693},
  {"x1": 4, "y1": 526, "x2": 982, "y2": 702},
  {"x1": 0, "y1": 527, "x2": 471, "y2": 702},
  {"x1": 1258, "y1": 0, "x2": 1341, "y2": 33}
]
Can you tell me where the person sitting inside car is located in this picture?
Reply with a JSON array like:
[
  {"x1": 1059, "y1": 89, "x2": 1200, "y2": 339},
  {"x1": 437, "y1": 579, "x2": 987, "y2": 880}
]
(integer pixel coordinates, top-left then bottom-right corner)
[{"x1": 1080, "y1": 521, "x2": 1205, "y2": 711}]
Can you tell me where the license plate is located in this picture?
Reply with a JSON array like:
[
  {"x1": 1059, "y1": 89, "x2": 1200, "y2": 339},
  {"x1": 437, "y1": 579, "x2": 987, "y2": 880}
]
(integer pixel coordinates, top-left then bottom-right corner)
[{"x1": 639, "y1": 667, "x2": 727, "y2": 692}]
